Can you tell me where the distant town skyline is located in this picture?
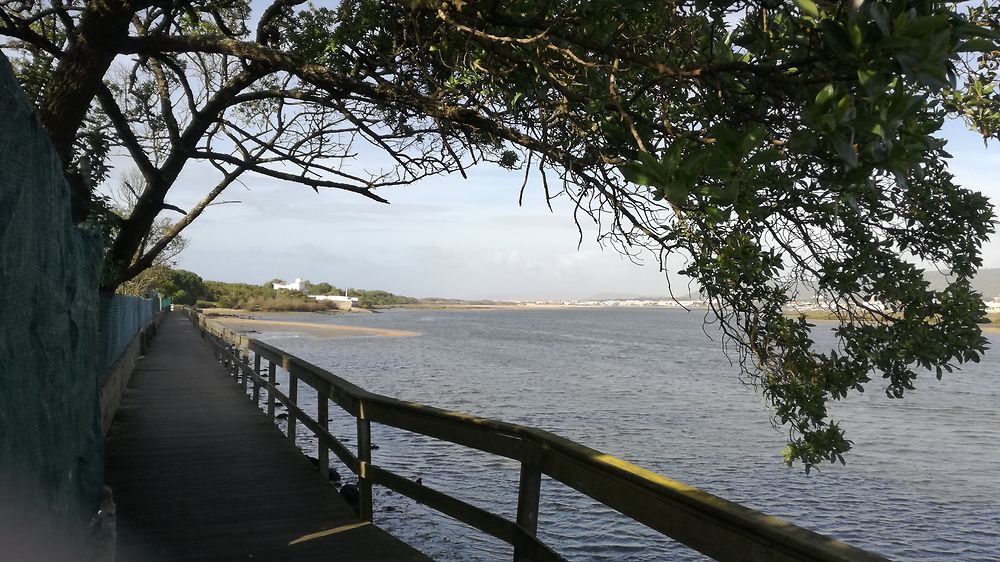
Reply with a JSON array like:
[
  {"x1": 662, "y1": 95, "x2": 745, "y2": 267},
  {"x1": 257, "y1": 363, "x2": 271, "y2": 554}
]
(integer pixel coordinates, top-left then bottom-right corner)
[{"x1": 164, "y1": 119, "x2": 1000, "y2": 301}]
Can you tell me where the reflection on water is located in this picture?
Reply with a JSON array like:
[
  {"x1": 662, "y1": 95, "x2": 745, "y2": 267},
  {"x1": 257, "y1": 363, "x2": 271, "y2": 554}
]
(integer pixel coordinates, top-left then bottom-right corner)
[{"x1": 253, "y1": 308, "x2": 999, "y2": 561}]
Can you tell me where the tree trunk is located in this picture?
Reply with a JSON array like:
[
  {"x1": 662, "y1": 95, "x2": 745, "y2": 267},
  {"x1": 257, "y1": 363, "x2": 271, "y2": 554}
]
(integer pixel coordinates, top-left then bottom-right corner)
[{"x1": 40, "y1": 0, "x2": 136, "y2": 220}]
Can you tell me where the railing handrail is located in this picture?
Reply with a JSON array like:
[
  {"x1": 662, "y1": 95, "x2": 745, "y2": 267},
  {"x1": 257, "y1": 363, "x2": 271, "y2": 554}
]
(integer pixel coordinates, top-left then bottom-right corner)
[{"x1": 184, "y1": 308, "x2": 891, "y2": 562}]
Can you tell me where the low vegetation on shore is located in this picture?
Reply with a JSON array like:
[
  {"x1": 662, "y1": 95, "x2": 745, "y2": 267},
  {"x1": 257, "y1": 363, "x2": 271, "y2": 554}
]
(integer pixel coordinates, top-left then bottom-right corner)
[{"x1": 143, "y1": 267, "x2": 416, "y2": 310}]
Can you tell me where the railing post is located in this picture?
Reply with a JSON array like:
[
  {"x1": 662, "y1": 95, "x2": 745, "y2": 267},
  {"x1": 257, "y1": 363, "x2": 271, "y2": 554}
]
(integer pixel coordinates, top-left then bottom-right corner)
[
  {"x1": 513, "y1": 452, "x2": 542, "y2": 562},
  {"x1": 356, "y1": 400, "x2": 373, "y2": 521},
  {"x1": 229, "y1": 341, "x2": 238, "y2": 380},
  {"x1": 287, "y1": 369, "x2": 298, "y2": 444},
  {"x1": 267, "y1": 361, "x2": 276, "y2": 419},
  {"x1": 317, "y1": 385, "x2": 329, "y2": 481},
  {"x1": 252, "y1": 353, "x2": 261, "y2": 404},
  {"x1": 240, "y1": 344, "x2": 249, "y2": 394}
]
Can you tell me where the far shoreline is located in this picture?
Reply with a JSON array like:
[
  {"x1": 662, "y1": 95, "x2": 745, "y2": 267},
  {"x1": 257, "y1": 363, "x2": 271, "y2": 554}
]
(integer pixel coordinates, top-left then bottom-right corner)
[{"x1": 199, "y1": 306, "x2": 1000, "y2": 334}]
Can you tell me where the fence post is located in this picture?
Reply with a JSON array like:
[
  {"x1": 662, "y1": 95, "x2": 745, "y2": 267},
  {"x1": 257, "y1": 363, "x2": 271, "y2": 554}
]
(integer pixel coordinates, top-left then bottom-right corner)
[
  {"x1": 252, "y1": 353, "x2": 261, "y2": 404},
  {"x1": 267, "y1": 361, "x2": 276, "y2": 419},
  {"x1": 287, "y1": 369, "x2": 298, "y2": 444},
  {"x1": 513, "y1": 450, "x2": 542, "y2": 562},
  {"x1": 356, "y1": 400, "x2": 373, "y2": 521},
  {"x1": 317, "y1": 384, "x2": 329, "y2": 481}
]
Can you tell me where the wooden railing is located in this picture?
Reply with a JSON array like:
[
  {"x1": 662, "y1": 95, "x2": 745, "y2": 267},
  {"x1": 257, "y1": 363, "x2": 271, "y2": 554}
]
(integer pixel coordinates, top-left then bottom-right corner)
[{"x1": 183, "y1": 308, "x2": 890, "y2": 562}]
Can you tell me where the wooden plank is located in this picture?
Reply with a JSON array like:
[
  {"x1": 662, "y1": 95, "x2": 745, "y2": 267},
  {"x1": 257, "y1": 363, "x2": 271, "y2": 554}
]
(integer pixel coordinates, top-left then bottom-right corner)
[
  {"x1": 288, "y1": 396, "x2": 359, "y2": 474},
  {"x1": 287, "y1": 373, "x2": 298, "y2": 444},
  {"x1": 252, "y1": 353, "x2": 261, "y2": 404},
  {"x1": 267, "y1": 361, "x2": 276, "y2": 419},
  {"x1": 240, "y1": 345, "x2": 249, "y2": 393},
  {"x1": 363, "y1": 400, "x2": 526, "y2": 461},
  {"x1": 268, "y1": 385, "x2": 358, "y2": 472},
  {"x1": 356, "y1": 405, "x2": 373, "y2": 522},
  {"x1": 317, "y1": 386, "x2": 330, "y2": 480},
  {"x1": 369, "y1": 465, "x2": 514, "y2": 542},
  {"x1": 513, "y1": 460, "x2": 542, "y2": 562},
  {"x1": 369, "y1": 466, "x2": 566, "y2": 562},
  {"x1": 249, "y1": 340, "x2": 362, "y2": 415},
  {"x1": 533, "y1": 431, "x2": 891, "y2": 562}
]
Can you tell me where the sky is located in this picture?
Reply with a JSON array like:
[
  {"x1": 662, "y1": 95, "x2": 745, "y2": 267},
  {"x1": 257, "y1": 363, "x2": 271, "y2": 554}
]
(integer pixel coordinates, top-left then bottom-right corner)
[{"x1": 156, "y1": 119, "x2": 1000, "y2": 301}]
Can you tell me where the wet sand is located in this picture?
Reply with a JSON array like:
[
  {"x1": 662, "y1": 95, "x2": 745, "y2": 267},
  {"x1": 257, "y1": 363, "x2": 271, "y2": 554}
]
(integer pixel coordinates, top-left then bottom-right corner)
[{"x1": 212, "y1": 317, "x2": 420, "y2": 338}]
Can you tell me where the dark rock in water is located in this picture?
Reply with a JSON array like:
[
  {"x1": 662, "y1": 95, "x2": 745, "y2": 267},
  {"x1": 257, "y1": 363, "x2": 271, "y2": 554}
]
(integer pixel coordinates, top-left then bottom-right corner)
[
  {"x1": 415, "y1": 477, "x2": 422, "y2": 486},
  {"x1": 275, "y1": 412, "x2": 288, "y2": 420},
  {"x1": 382, "y1": 505, "x2": 398, "y2": 512},
  {"x1": 370, "y1": 444, "x2": 380, "y2": 450},
  {"x1": 340, "y1": 484, "x2": 360, "y2": 514}
]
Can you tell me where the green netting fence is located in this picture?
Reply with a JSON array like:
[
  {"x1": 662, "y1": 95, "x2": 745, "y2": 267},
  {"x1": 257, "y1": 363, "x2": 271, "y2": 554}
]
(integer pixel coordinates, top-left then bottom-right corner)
[{"x1": 96, "y1": 293, "x2": 165, "y2": 383}]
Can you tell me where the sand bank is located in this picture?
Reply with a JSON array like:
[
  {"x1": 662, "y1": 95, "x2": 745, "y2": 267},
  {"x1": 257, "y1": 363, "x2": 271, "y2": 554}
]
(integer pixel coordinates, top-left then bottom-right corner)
[{"x1": 211, "y1": 317, "x2": 419, "y2": 338}]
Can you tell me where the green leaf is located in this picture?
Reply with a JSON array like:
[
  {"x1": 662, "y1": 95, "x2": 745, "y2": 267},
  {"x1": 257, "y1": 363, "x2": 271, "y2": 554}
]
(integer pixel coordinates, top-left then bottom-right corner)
[
  {"x1": 868, "y1": 1, "x2": 891, "y2": 36},
  {"x1": 620, "y1": 162, "x2": 665, "y2": 187},
  {"x1": 815, "y1": 83, "x2": 837, "y2": 107},
  {"x1": 857, "y1": 69, "x2": 884, "y2": 98},
  {"x1": 830, "y1": 133, "x2": 859, "y2": 167},
  {"x1": 792, "y1": 0, "x2": 819, "y2": 19},
  {"x1": 787, "y1": 130, "x2": 819, "y2": 154},
  {"x1": 746, "y1": 147, "x2": 782, "y2": 167},
  {"x1": 959, "y1": 38, "x2": 998, "y2": 53},
  {"x1": 709, "y1": 125, "x2": 742, "y2": 157},
  {"x1": 820, "y1": 20, "x2": 854, "y2": 60}
]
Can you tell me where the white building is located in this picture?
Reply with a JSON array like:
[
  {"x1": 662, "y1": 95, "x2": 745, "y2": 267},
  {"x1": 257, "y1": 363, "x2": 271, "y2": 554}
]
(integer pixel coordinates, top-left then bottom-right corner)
[
  {"x1": 272, "y1": 278, "x2": 305, "y2": 292},
  {"x1": 986, "y1": 299, "x2": 1000, "y2": 313}
]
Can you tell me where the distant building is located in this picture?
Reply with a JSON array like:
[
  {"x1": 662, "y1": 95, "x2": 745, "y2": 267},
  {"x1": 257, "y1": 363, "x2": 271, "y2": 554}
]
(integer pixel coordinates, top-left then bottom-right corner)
[
  {"x1": 986, "y1": 299, "x2": 1000, "y2": 313},
  {"x1": 272, "y1": 278, "x2": 305, "y2": 292}
]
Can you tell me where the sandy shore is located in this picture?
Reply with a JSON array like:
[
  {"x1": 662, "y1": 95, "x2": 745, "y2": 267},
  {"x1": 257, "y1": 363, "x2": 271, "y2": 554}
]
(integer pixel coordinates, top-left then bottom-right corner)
[{"x1": 211, "y1": 317, "x2": 419, "y2": 338}]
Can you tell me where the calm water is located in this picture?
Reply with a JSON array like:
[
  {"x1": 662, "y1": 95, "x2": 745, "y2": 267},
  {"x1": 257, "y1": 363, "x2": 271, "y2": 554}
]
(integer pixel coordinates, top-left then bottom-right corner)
[{"x1": 244, "y1": 308, "x2": 999, "y2": 561}]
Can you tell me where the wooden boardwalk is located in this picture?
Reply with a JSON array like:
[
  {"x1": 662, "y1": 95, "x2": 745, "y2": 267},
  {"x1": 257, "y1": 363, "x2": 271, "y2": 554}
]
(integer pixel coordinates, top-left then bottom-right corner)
[{"x1": 104, "y1": 313, "x2": 430, "y2": 561}]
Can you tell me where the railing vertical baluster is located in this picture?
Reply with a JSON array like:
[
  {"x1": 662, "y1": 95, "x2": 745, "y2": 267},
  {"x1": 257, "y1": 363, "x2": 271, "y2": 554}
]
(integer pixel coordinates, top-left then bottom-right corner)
[
  {"x1": 513, "y1": 453, "x2": 542, "y2": 562},
  {"x1": 240, "y1": 343, "x2": 249, "y2": 394},
  {"x1": 252, "y1": 353, "x2": 261, "y2": 404},
  {"x1": 356, "y1": 400, "x2": 373, "y2": 521},
  {"x1": 229, "y1": 338, "x2": 238, "y2": 380},
  {"x1": 317, "y1": 383, "x2": 329, "y2": 481},
  {"x1": 231, "y1": 342, "x2": 238, "y2": 380},
  {"x1": 287, "y1": 368, "x2": 298, "y2": 444},
  {"x1": 267, "y1": 361, "x2": 276, "y2": 419}
]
